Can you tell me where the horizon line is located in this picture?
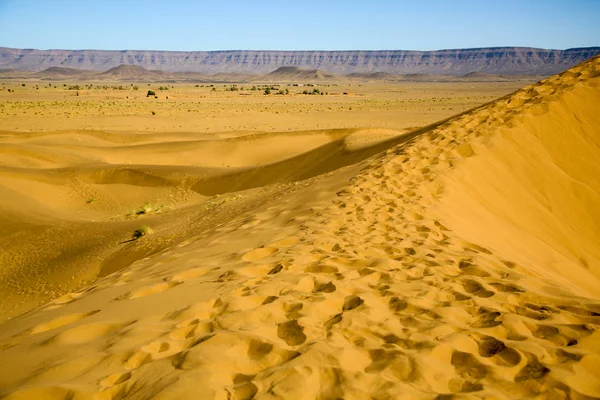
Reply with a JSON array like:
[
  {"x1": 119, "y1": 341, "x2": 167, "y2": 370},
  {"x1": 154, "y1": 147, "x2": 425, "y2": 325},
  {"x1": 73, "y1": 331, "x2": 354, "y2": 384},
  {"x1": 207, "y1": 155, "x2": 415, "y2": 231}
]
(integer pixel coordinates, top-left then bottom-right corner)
[{"x1": 2, "y1": 45, "x2": 600, "y2": 53}]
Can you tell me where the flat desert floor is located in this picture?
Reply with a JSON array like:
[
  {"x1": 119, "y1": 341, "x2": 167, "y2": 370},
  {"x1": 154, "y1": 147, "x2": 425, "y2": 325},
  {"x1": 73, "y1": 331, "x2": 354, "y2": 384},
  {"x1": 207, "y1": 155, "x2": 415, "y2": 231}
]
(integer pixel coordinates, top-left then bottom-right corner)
[{"x1": 0, "y1": 63, "x2": 599, "y2": 400}]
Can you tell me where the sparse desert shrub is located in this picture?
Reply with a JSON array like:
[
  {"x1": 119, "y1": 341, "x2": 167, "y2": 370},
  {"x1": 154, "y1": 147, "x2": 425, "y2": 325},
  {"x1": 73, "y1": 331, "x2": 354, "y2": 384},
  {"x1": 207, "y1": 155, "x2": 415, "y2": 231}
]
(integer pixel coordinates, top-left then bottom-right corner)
[
  {"x1": 127, "y1": 203, "x2": 169, "y2": 218},
  {"x1": 195, "y1": 84, "x2": 199, "y2": 87},
  {"x1": 151, "y1": 111, "x2": 156, "y2": 115},
  {"x1": 68, "y1": 85, "x2": 80, "y2": 90},
  {"x1": 264, "y1": 88, "x2": 271, "y2": 95},
  {"x1": 158, "y1": 86, "x2": 169, "y2": 90},
  {"x1": 132, "y1": 86, "x2": 139, "y2": 90},
  {"x1": 147, "y1": 90, "x2": 155, "y2": 97},
  {"x1": 132, "y1": 225, "x2": 152, "y2": 240}
]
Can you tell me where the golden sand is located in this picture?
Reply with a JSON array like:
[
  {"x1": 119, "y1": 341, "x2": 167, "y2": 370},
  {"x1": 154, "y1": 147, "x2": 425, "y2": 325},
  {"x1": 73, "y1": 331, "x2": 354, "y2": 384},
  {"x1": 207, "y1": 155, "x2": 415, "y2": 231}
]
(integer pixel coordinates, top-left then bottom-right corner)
[{"x1": 0, "y1": 59, "x2": 599, "y2": 399}]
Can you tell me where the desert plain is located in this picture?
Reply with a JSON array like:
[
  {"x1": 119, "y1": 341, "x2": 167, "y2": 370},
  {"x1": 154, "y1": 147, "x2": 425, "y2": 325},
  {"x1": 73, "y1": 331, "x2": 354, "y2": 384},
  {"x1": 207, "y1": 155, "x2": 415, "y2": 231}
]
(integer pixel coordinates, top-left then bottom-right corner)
[{"x1": 0, "y1": 58, "x2": 599, "y2": 399}]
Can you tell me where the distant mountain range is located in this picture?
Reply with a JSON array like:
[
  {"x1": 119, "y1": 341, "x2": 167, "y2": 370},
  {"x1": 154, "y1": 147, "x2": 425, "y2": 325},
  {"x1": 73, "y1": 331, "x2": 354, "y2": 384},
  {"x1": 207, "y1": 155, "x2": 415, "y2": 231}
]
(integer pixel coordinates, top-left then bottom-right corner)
[
  {"x1": 1, "y1": 46, "x2": 599, "y2": 76},
  {"x1": 0, "y1": 65, "x2": 547, "y2": 83}
]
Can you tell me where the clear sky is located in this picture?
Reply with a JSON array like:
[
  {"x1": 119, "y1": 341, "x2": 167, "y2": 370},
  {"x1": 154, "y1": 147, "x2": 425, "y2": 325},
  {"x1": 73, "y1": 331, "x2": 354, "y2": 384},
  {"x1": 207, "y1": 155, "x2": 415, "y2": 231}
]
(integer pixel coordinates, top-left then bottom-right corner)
[{"x1": 0, "y1": 0, "x2": 598, "y2": 51}]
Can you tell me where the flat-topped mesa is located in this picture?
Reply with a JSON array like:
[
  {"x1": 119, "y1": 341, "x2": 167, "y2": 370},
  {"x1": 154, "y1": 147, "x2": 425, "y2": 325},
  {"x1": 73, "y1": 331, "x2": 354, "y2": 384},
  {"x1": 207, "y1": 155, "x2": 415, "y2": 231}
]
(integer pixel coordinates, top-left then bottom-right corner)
[{"x1": 1, "y1": 46, "x2": 599, "y2": 75}]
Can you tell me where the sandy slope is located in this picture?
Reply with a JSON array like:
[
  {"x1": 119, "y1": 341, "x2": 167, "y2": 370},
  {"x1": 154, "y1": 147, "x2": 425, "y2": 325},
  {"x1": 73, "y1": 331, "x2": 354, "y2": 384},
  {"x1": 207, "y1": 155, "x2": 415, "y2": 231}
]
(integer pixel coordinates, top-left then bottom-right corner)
[
  {"x1": 0, "y1": 58, "x2": 599, "y2": 399},
  {"x1": 0, "y1": 127, "x2": 407, "y2": 319}
]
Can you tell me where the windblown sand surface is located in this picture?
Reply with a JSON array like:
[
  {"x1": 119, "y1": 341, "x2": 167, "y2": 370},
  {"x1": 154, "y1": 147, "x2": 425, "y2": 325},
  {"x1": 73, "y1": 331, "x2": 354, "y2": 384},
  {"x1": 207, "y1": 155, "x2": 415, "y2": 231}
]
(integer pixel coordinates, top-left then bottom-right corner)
[{"x1": 0, "y1": 58, "x2": 599, "y2": 399}]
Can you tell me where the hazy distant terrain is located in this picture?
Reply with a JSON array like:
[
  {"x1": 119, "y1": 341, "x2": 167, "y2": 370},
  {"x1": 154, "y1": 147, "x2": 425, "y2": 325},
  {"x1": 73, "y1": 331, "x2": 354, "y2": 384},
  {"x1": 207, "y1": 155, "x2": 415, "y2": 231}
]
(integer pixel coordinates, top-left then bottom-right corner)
[
  {"x1": 1, "y1": 46, "x2": 599, "y2": 75},
  {"x1": 0, "y1": 65, "x2": 544, "y2": 83}
]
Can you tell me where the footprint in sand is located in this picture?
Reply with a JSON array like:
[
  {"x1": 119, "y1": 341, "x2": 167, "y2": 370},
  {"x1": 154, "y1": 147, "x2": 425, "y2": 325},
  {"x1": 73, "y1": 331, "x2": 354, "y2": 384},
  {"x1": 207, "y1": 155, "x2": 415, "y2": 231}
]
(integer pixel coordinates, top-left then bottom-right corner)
[
  {"x1": 283, "y1": 302, "x2": 303, "y2": 319},
  {"x1": 514, "y1": 358, "x2": 550, "y2": 382},
  {"x1": 476, "y1": 336, "x2": 506, "y2": 357},
  {"x1": 237, "y1": 262, "x2": 284, "y2": 278},
  {"x1": 314, "y1": 281, "x2": 336, "y2": 293},
  {"x1": 30, "y1": 310, "x2": 101, "y2": 335},
  {"x1": 364, "y1": 349, "x2": 416, "y2": 381},
  {"x1": 343, "y1": 295, "x2": 364, "y2": 311},
  {"x1": 170, "y1": 319, "x2": 213, "y2": 340},
  {"x1": 451, "y1": 351, "x2": 487, "y2": 382},
  {"x1": 232, "y1": 374, "x2": 258, "y2": 400},
  {"x1": 470, "y1": 308, "x2": 502, "y2": 329},
  {"x1": 277, "y1": 320, "x2": 307, "y2": 346},
  {"x1": 141, "y1": 340, "x2": 170, "y2": 354},
  {"x1": 100, "y1": 371, "x2": 131, "y2": 388},
  {"x1": 462, "y1": 279, "x2": 495, "y2": 298},
  {"x1": 247, "y1": 339, "x2": 274, "y2": 360},
  {"x1": 124, "y1": 350, "x2": 152, "y2": 370}
]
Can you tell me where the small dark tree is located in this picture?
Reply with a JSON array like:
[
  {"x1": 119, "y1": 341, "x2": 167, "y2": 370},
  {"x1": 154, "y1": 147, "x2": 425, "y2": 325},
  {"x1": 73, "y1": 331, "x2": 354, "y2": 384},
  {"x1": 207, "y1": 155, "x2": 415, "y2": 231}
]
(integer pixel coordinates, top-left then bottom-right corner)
[{"x1": 147, "y1": 90, "x2": 155, "y2": 97}]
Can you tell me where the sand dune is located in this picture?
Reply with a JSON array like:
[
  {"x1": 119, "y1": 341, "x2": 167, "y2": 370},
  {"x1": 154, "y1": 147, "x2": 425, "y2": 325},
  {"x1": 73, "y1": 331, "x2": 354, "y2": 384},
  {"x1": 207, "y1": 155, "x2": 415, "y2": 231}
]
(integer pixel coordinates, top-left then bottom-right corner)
[
  {"x1": 0, "y1": 57, "x2": 599, "y2": 399},
  {"x1": 0, "y1": 127, "x2": 409, "y2": 318}
]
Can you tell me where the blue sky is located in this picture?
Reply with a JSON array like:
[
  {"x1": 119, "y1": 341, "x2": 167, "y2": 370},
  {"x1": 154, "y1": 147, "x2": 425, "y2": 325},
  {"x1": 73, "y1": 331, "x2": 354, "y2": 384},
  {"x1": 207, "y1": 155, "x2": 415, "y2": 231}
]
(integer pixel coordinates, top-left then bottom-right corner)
[{"x1": 0, "y1": 0, "x2": 598, "y2": 51}]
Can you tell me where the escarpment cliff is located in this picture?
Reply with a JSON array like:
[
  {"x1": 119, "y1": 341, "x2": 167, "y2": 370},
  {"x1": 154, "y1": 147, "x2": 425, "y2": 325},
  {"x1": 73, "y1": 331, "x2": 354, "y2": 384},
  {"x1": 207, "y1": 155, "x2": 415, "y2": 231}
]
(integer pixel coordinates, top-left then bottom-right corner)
[{"x1": 1, "y1": 46, "x2": 598, "y2": 75}]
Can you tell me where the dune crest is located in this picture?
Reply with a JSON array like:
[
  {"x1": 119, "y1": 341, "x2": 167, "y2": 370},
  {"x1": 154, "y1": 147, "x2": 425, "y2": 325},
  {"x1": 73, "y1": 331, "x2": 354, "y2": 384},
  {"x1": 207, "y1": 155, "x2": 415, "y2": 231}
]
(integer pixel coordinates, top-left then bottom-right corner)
[{"x1": 0, "y1": 58, "x2": 599, "y2": 399}]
